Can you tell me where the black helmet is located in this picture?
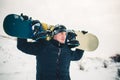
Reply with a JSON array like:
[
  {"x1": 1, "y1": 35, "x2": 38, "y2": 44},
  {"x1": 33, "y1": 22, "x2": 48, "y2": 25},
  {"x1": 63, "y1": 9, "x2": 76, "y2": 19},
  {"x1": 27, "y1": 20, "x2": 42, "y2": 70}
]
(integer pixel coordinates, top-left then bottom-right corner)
[{"x1": 52, "y1": 24, "x2": 66, "y2": 35}]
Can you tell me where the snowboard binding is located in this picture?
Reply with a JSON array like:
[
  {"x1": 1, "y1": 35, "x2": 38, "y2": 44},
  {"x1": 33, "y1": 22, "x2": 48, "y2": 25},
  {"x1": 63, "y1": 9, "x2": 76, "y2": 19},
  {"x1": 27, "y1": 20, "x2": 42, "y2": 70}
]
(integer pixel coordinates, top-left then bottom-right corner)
[
  {"x1": 66, "y1": 30, "x2": 80, "y2": 48},
  {"x1": 20, "y1": 13, "x2": 52, "y2": 40}
]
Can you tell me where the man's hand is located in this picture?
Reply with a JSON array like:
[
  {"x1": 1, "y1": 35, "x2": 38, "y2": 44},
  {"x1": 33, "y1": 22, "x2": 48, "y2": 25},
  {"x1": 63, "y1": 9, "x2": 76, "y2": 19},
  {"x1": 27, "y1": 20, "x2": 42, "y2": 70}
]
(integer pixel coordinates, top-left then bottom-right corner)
[{"x1": 66, "y1": 30, "x2": 80, "y2": 48}]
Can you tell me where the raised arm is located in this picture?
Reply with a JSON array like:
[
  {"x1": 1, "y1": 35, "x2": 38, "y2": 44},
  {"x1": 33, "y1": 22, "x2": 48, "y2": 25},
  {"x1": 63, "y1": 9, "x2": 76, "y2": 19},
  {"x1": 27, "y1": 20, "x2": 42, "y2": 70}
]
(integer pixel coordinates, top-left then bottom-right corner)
[
  {"x1": 71, "y1": 49, "x2": 84, "y2": 61},
  {"x1": 17, "y1": 38, "x2": 43, "y2": 55}
]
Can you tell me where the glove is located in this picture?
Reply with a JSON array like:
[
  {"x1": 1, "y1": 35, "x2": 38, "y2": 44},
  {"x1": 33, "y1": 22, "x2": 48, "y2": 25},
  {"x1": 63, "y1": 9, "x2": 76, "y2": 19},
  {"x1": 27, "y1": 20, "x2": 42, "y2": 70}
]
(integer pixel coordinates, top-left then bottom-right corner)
[
  {"x1": 67, "y1": 40, "x2": 80, "y2": 48},
  {"x1": 67, "y1": 30, "x2": 77, "y2": 40},
  {"x1": 66, "y1": 30, "x2": 80, "y2": 48},
  {"x1": 32, "y1": 31, "x2": 47, "y2": 40},
  {"x1": 32, "y1": 30, "x2": 52, "y2": 40}
]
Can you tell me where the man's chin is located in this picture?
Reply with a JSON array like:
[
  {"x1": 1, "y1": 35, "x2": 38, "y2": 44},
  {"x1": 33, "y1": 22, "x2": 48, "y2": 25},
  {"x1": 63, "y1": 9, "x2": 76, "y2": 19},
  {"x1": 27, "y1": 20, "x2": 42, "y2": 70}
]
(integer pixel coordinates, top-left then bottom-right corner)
[{"x1": 60, "y1": 41, "x2": 65, "y2": 44}]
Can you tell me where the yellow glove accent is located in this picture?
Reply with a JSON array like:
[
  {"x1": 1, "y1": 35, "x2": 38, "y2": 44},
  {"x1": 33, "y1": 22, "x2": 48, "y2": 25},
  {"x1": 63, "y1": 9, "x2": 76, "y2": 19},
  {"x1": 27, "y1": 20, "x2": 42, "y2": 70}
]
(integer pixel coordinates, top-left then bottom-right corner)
[
  {"x1": 48, "y1": 25, "x2": 55, "y2": 31},
  {"x1": 41, "y1": 23, "x2": 48, "y2": 30}
]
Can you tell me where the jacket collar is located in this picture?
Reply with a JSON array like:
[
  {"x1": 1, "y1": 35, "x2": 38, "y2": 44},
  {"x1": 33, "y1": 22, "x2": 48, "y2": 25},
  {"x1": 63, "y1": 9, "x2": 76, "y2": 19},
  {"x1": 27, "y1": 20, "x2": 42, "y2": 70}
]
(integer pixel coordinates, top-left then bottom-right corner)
[{"x1": 50, "y1": 39, "x2": 65, "y2": 48}]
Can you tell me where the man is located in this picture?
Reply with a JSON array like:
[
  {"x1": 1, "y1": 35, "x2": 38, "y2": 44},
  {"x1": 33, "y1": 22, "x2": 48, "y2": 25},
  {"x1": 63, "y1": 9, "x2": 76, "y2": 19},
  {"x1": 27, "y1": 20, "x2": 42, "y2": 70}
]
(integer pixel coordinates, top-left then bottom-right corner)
[{"x1": 17, "y1": 24, "x2": 84, "y2": 80}]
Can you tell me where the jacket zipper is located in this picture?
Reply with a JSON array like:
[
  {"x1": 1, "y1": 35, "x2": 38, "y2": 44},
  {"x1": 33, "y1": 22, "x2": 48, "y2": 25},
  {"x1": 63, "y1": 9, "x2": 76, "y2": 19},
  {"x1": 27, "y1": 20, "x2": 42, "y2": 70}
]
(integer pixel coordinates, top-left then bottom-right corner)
[
  {"x1": 56, "y1": 48, "x2": 61, "y2": 63},
  {"x1": 56, "y1": 43, "x2": 61, "y2": 80},
  {"x1": 57, "y1": 43, "x2": 61, "y2": 62}
]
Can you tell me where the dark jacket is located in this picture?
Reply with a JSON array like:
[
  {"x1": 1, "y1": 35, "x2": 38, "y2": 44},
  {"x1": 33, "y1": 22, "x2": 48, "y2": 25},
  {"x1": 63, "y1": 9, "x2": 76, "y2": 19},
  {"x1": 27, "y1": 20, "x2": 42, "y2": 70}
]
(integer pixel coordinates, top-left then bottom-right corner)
[{"x1": 17, "y1": 38, "x2": 84, "y2": 80}]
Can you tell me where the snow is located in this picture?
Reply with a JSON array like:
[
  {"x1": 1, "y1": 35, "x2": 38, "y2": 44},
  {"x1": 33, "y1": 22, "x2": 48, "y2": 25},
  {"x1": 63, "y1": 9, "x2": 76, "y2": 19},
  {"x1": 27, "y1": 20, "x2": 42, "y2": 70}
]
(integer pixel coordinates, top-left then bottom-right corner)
[
  {"x1": 70, "y1": 58, "x2": 119, "y2": 80},
  {"x1": 0, "y1": 36, "x2": 120, "y2": 80},
  {"x1": 0, "y1": 36, "x2": 36, "y2": 80}
]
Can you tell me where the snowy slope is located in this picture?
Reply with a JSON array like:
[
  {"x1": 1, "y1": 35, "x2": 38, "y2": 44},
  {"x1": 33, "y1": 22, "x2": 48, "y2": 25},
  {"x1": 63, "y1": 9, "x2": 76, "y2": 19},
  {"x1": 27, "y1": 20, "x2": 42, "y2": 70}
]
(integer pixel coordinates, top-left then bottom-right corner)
[
  {"x1": 0, "y1": 35, "x2": 120, "y2": 80},
  {"x1": 0, "y1": 35, "x2": 36, "y2": 80}
]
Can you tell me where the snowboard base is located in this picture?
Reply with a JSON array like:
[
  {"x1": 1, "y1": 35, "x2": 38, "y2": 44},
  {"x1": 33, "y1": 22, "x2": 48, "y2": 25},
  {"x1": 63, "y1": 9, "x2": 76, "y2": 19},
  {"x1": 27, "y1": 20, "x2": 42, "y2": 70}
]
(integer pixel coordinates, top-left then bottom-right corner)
[
  {"x1": 75, "y1": 31, "x2": 99, "y2": 51},
  {"x1": 3, "y1": 14, "x2": 33, "y2": 39}
]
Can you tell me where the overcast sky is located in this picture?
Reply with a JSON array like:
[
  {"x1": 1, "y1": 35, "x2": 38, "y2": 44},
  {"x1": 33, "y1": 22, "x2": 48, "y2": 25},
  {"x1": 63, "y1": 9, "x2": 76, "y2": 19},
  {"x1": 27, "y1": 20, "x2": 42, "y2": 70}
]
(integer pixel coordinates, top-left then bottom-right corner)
[{"x1": 0, "y1": 0, "x2": 120, "y2": 57}]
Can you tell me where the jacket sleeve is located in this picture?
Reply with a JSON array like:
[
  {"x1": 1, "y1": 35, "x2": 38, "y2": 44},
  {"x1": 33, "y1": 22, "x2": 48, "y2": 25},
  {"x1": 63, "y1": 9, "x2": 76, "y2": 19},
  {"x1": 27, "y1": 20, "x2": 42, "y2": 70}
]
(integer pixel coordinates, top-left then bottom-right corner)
[
  {"x1": 71, "y1": 49, "x2": 84, "y2": 61},
  {"x1": 17, "y1": 38, "x2": 43, "y2": 55}
]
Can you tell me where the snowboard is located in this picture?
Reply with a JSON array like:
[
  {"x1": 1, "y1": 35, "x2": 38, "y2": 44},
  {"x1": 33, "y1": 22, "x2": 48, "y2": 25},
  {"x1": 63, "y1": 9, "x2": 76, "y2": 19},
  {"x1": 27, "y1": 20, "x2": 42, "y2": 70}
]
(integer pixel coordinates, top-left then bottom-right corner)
[
  {"x1": 3, "y1": 13, "x2": 99, "y2": 51},
  {"x1": 3, "y1": 13, "x2": 48, "y2": 39},
  {"x1": 3, "y1": 14, "x2": 34, "y2": 39},
  {"x1": 75, "y1": 31, "x2": 99, "y2": 51}
]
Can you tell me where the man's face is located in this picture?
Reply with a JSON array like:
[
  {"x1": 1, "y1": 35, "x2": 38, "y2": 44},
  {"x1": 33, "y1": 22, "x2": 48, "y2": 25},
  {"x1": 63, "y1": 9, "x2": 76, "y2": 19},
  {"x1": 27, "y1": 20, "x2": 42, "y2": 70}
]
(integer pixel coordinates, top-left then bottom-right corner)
[{"x1": 53, "y1": 32, "x2": 66, "y2": 44}]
